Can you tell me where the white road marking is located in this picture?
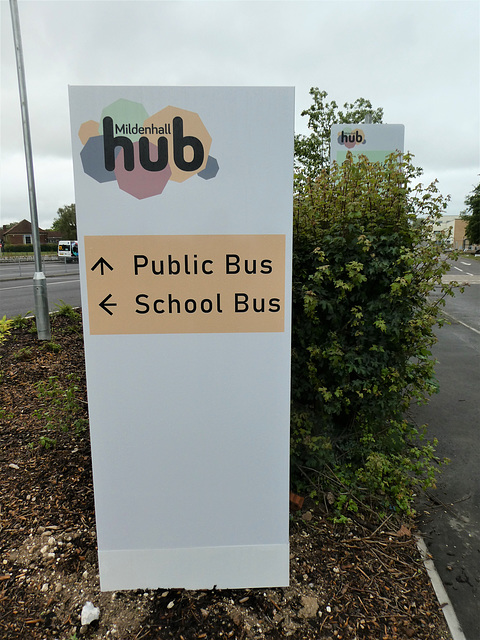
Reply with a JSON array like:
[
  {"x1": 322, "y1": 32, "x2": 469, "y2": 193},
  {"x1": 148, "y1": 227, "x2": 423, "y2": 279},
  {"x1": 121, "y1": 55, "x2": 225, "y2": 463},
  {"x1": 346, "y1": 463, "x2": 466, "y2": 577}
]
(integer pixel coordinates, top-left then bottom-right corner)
[
  {"x1": 0, "y1": 279, "x2": 80, "y2": 291},
  {"x1": 442, "y1": 310, "x2": 480, "y2": 335}
]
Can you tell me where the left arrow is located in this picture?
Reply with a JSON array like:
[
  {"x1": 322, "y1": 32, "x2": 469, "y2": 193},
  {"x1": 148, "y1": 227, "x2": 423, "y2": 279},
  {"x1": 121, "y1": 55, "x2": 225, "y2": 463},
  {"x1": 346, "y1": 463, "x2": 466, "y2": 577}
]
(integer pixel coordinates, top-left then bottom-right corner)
[
  {"x1": 99, "y1": 294, "x2": 117, "y2": 316},
  {"x1": 91, "y1": 257, "x2": 114, "y2": 275}
]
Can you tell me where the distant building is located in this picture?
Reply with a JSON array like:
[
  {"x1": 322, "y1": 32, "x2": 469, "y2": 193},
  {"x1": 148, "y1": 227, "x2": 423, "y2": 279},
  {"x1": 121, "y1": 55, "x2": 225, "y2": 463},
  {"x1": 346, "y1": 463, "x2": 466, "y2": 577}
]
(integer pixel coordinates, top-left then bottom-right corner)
[
  {"x1": 435, "y1": 216, "x2": 478, "y2": 251},
  {"x1": 1, "y1": 219, "x2": 49, "y2": 245}
]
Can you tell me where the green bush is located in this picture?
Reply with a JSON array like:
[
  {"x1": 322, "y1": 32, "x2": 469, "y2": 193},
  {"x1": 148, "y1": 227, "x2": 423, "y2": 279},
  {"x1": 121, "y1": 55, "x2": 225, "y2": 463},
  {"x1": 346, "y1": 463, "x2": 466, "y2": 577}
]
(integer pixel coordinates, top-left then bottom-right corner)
[{"x1": 291, "y1": 152, "x2": 458, "y2": 516}]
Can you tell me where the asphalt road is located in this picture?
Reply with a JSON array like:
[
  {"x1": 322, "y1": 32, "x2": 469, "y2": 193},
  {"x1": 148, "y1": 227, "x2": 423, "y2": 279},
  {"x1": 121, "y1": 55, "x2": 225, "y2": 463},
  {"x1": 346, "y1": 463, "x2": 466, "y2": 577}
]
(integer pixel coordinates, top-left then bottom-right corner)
[
  {"x1": 412, "y1": 258, "x2": 480, "y2": 640},
  {"x1": 0, "y1": 259, "x2": 81, "y2": 318}
]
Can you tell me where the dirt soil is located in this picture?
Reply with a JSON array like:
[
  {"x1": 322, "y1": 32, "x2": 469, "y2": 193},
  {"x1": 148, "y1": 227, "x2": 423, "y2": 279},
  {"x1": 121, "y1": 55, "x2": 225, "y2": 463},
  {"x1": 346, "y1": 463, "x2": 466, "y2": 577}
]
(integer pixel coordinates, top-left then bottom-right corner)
[{"x1": 0, "y1": 310, "x2": 452, "y2": 640}]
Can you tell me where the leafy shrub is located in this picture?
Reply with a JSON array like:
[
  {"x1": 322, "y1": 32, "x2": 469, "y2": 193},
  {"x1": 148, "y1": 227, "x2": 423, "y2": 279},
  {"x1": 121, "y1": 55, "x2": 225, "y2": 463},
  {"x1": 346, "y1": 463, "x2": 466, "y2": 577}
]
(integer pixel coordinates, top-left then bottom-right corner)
[
  {"x1": 3, "y1": 244, "x2": 54, "y2": 253},
  {"x1": 291, "y1": 152, "x2": 458, "y2": 516}
]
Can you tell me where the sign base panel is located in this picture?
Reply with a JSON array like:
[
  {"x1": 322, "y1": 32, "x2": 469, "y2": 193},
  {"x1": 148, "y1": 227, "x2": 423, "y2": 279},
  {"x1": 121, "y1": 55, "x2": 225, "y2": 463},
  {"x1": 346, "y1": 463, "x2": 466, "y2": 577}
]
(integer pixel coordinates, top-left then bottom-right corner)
[{"x1": 99, "y1": 544, "x2": 289, "y2": 591}]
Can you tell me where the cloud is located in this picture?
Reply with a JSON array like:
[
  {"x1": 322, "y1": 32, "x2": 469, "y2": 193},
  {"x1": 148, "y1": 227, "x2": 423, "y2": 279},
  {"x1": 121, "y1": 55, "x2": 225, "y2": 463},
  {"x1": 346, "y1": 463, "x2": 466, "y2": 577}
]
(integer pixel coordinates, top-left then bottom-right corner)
[{"x1": 1, "y1": 0, "x2": 479, "y2": 227}]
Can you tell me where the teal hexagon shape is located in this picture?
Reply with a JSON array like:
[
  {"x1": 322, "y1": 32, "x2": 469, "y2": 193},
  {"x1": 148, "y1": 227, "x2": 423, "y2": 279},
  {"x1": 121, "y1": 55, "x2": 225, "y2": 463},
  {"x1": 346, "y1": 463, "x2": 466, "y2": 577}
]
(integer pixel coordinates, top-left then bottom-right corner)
[{"x1": 99, "y1": 99, "x2": 150, "y2": 143}]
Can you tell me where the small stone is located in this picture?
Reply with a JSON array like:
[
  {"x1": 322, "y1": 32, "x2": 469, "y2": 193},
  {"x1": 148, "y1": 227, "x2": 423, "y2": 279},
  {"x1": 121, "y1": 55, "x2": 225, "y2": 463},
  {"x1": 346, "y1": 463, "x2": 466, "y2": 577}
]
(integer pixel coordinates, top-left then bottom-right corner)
[
  {"x1": 299, "y1": 595, "x2": 318, "y2": 619},
  {"x1": 167, "y1": 600, "x2": 174, "y2": 609},
  {"x1": 230, "y1": 610, "x2": 243, "y2": 626},
  {"x1": 302, "y1": 511, "x2": 313, "y2": 522},
  {"x1": 41, "y1": 583, "x2": 49, "y2": 592},
  {"x1": 81, "y1": 601, "x2": 100, "y2": 625},
  {"x1": 8, "y1": 464, "x2": 19, "y2": 470}
]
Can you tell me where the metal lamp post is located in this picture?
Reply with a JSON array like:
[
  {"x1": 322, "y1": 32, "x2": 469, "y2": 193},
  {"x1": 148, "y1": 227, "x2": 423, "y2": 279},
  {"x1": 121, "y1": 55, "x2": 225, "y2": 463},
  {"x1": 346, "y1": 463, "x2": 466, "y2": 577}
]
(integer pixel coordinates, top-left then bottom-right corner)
[{"x1": 9, "y1": 0, "x2": 51, "y2": 340}]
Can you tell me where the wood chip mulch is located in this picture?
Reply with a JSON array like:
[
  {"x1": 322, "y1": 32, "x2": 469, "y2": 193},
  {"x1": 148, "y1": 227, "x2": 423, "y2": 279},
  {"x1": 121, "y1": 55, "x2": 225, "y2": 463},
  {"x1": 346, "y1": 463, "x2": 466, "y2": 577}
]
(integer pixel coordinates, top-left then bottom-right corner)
[{"x1": 0, "y1": 311, "x2": 452, "y2": 639}]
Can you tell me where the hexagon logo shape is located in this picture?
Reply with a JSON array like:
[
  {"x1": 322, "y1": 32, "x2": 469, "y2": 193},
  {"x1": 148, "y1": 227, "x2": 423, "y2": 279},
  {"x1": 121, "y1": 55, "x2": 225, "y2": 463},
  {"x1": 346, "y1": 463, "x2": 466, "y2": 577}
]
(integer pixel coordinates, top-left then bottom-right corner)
[
  {"x1": 198, "y1": 156, "x2": 219, "y2": 180},
  {"x1": 100, "y1": 99, "x2": 150, "y2": 143},
  {"x1": 143, "y1": 106, "x2": 212, "y2": 183},
  {"x1": 115, "y1": 141, "x2": 172, "y2": 199},
  {"x1": 80, "y1": 136, "x2": 118, "y2": 184},
  {"x1": 78, "y1": 120, "x2": 100, "y2": 145}
]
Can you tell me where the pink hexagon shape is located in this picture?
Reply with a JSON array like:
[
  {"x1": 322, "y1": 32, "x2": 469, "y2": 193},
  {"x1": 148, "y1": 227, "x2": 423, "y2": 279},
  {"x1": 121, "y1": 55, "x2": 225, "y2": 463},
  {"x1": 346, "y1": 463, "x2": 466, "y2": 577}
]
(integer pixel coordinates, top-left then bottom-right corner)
[{"x1": 115, "y1": 141, "x2": 172, "y2": 199}]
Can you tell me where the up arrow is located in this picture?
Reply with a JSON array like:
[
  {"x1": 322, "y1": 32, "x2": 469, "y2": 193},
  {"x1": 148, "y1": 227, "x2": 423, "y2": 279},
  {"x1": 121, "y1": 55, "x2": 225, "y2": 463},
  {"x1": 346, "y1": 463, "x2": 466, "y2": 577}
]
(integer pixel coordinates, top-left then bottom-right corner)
[{"x1": 91, "y1": 257, "x2": 114, "y2": 275}]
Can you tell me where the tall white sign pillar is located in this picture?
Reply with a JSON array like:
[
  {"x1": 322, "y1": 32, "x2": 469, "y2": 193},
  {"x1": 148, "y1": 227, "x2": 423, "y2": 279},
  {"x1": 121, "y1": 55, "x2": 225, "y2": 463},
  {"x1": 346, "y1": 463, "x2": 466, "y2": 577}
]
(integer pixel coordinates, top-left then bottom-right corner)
[{"x1": 69, "y1": 86, "x2": 294, "y2": 591}]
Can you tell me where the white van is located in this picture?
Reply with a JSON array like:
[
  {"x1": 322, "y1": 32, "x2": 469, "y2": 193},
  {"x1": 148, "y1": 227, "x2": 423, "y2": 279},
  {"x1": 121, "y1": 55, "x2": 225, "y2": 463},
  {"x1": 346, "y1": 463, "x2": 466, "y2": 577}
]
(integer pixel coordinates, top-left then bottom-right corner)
[{"x1": 58, "y1": 240, "x2": 79, "y2": 262}]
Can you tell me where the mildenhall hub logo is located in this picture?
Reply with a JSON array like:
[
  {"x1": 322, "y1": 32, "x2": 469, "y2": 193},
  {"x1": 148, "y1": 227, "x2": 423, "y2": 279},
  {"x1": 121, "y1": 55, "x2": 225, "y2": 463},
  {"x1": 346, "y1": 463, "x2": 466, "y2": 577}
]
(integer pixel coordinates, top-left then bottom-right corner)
[
  {"x1": 78, "y1": 98, "x2": 219, "y2": 199},
  {"x1": 336, "y1": 128, "x2": 366, "y2": 149}
]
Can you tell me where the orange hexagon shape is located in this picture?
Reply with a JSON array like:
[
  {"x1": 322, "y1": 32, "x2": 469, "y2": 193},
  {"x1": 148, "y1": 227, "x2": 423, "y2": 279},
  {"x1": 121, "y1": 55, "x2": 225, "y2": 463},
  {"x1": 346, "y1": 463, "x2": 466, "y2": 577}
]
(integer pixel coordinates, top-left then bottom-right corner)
[
  {"x1": 143, "y1": 106, "x2": 212, "y2": 183},
  {"x1": 78, "y1": 120, "x2": 100, "y2": 145}
]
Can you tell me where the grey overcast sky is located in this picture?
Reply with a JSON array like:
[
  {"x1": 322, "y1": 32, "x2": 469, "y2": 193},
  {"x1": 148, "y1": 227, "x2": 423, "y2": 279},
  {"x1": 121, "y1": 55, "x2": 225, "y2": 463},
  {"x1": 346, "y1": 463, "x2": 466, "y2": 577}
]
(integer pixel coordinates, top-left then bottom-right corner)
[{"x1": 1, "y1": 0, "x2": 479, "y2": 230}]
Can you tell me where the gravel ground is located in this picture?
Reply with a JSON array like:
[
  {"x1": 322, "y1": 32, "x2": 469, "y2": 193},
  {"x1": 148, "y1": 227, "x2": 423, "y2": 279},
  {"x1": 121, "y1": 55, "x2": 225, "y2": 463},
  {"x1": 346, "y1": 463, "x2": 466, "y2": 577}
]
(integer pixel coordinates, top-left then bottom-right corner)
[{"x1": 0, "y1": 310, "x2": 452, "y2": 640}]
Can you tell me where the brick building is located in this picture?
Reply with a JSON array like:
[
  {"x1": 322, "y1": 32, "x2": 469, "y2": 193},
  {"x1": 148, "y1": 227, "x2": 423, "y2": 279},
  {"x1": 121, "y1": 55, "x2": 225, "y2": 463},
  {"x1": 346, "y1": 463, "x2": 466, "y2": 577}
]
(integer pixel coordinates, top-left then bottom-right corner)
[{"x1": 0, "y1": 219, "x2": 49, "y2": 246}]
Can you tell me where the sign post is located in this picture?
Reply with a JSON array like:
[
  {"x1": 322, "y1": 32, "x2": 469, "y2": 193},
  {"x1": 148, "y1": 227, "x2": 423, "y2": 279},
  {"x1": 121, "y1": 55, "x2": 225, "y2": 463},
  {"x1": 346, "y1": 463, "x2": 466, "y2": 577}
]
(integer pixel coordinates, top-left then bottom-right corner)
[
  {"x1": 69, "y1": 86, "x2": 294, "y2": 591},
  {"x1": 10, "y1": 0, "x2": 51, "y2": 340}
]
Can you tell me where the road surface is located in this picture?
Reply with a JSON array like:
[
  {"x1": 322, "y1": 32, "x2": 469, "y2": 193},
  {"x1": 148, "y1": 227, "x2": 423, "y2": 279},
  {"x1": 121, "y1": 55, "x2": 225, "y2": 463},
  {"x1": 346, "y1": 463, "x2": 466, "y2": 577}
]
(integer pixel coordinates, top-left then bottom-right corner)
[
  {"x1": 412, "y1": 256, "x2": 479, "y2": 640},
  {"x1": 0, "y1": 259, "x2": 81, "y2": 318}
]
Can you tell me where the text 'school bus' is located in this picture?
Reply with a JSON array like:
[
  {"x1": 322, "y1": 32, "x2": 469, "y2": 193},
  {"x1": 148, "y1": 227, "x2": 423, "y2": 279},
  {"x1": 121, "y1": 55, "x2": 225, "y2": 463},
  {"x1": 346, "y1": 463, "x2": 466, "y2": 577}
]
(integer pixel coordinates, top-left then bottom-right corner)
[{"x1": 57, "y1": 240, "x2": 79, "y2": 262}]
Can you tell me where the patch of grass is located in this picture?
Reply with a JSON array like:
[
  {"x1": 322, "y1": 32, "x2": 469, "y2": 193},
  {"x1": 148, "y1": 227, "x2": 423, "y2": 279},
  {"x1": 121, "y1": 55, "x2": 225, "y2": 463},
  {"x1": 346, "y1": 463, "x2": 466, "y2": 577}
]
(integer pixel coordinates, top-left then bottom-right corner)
[
  {"x1": 54, "y1": 300, "x2": 80, "y2": 322},
  {"x1": 0, "y1": 408, "x2": 14, "y2": 420},
  {"x1": 12, "y1": 346, "x2": 33, "y2": 361},
  {"x1": 0, "y1": 315, "x2": 12, "y2": 345},
  {"x1": 9, "y1": 313, "x2": 33, "y2": 330},
  {"x1": 41, "y1": 341, "x2": 62, "y2": 353},
  {"x1": 38, "y1": 435, "x2": 57, "y2": 449},
  {"x1": 34, "y1": 373, "x2": 88, "y2": 447}
]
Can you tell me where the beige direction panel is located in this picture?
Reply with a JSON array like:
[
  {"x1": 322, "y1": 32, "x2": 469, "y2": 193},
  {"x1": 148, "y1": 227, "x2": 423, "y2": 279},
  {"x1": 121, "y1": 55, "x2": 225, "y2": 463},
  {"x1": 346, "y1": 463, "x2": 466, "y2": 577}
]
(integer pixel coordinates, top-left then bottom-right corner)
[{"x1": 85, "y1": 234, "x2": 286, "y2": 335}]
